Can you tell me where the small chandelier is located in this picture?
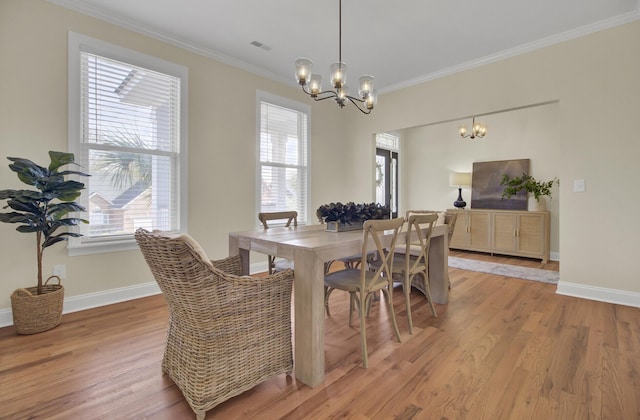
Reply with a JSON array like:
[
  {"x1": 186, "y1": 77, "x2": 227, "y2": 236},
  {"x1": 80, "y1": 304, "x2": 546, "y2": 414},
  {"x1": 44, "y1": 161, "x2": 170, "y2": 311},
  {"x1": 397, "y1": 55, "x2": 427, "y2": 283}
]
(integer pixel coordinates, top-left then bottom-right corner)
[
  {"x1": 294, "y1": 0, "x2": 377, "y2": 114},
  {"x1": 459, "y1": 117, "x2": 487, "y2": 139}
]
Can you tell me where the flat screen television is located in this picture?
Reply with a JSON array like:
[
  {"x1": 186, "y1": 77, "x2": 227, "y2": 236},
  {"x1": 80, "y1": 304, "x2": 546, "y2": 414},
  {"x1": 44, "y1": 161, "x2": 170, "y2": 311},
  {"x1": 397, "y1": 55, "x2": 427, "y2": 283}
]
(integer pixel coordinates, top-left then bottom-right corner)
[{"x1": 471, "y1": 159, "x2": 530, "y2": 210}]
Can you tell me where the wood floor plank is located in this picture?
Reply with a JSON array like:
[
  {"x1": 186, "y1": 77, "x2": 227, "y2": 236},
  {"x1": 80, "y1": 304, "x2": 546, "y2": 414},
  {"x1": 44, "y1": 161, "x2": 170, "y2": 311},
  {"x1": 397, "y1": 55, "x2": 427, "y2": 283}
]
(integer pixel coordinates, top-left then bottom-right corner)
[{"x1": 1, "y1": 251, "x2": 639, "y2": 419}]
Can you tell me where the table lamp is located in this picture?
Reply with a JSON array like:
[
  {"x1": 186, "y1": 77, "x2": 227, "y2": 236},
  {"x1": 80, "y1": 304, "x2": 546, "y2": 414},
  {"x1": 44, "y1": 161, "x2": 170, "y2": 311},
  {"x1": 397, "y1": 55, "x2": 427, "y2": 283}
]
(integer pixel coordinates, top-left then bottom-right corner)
[{"x1": 449, "y1": 172, "x2": 472, "y2": 209}]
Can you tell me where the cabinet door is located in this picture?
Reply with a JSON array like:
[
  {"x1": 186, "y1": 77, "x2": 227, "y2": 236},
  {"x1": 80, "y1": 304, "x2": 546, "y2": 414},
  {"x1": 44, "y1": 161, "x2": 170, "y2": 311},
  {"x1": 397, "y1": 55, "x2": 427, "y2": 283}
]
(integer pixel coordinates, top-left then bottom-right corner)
[
  {"x1": 493, "y1": 213, "x2": 517, "y2": 253},
  {"x1": 449, "y1": 211, "x2": 469, "y2": 247},
  {"x1": 517, "y1": 213, "x2": 545, "y2": 255},
  {"x1": 469, "y1": 212, "x2": 491, "y2": 249}
]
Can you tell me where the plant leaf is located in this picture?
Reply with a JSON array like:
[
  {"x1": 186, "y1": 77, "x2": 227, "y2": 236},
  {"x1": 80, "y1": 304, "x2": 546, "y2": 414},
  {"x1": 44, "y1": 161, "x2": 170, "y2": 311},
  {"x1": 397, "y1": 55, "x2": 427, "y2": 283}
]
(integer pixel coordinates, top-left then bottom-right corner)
[{"x1": 48, "y1": 151, "x2": 76, "y2": 172}]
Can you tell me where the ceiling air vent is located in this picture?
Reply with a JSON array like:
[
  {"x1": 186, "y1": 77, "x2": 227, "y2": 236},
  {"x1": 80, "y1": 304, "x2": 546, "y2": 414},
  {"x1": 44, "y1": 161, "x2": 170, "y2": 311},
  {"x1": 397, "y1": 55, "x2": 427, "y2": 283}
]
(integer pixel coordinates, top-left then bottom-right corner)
[{"x1": 250, "y1": 41, "x2": 272, "y2": 51}]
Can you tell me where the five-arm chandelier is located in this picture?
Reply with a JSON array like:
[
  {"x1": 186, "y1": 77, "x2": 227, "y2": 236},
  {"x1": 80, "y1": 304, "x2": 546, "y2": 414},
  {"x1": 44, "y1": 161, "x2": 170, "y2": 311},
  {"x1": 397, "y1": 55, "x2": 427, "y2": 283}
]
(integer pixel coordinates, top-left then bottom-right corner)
[
  {"x1": 294, "y1": 0, "x2": 377, "y2": 114},
  {"x1": 459, "y1": 117, "x2": 487, "y2": 139}
]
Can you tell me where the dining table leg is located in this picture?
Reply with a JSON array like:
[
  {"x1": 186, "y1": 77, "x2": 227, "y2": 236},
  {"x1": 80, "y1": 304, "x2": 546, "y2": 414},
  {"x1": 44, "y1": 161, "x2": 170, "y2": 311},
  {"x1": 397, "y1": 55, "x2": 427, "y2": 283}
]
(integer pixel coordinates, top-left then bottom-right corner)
[
  {"x1": 292, "y1": 247, "x2": 326, "y2": 387},
  {"x1": 428, "y1": 234, "x2": 449, "y2": 304}
]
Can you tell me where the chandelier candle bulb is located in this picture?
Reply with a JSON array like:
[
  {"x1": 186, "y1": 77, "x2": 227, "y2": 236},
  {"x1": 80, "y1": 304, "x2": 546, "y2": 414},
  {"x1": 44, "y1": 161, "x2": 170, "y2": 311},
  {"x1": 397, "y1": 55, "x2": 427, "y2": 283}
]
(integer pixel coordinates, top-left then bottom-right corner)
[
  {"x1": 309, "y1": 75, "x2": 322, "y2": 95},
  {"x1": 365, "y1": 90, "x2": 377, "y2": 109},
  {"x1": 330, "y1": 62, "x2": 346, "y2": 88},
  {"x1": 358, "y1": 75, "x2": 374, "y2": 97},
  {"x1": 295, "y1": 58, "x2": 312, "y2": 84}
]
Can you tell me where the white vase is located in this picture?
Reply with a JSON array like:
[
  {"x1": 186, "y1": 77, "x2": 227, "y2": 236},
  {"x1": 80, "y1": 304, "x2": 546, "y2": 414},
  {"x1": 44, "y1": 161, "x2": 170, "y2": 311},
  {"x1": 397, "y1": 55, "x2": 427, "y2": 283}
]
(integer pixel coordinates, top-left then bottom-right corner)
[{"x1": 528, "y1": 195, "x2": 546, "y2": 211}]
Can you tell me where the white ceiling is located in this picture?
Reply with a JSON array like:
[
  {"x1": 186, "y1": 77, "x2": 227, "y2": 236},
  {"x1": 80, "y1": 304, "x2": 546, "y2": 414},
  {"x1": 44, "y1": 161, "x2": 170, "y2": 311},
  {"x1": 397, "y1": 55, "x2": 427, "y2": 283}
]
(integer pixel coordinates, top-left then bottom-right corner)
[{"x1": 51, "y1": 0, "x2": 639, "y2": 94}]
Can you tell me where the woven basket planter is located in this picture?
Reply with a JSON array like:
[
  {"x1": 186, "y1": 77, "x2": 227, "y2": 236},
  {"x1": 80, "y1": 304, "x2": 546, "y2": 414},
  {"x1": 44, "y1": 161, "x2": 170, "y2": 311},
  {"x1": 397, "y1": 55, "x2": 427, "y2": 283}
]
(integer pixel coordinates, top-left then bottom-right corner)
[{"x1": 10, "y1": 275, "x2": 64, "y2": 335}]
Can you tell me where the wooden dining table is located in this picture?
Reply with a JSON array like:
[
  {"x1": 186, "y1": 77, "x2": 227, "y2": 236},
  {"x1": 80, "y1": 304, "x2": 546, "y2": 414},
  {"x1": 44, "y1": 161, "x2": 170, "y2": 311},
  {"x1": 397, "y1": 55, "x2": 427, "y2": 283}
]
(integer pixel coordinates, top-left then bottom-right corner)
[{"x1": 228, "y1": 222, "x2": 449, "y2": 388}]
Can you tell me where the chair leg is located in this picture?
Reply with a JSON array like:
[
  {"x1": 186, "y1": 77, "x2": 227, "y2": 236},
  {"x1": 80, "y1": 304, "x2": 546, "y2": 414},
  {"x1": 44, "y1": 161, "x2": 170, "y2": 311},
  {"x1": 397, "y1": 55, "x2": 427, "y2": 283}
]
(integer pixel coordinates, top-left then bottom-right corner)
[
  {"x1": 421, "y1": 272, "x2": 438, "y2": 317},
  {"x1": 324, "y1": 260, "x2": 334, "y2": 274},
  {"x1": 348, "y1": 292, "x2": 355, "y2": 326},
  {"x1": 364, "y1": 290, "x2": 381, "y2": 317},
  {"x1": 404, "y1": 275, "x2": 414, "y2": 334},
  {"x1": 268, "y1": 255, "x2": 275, "y2": 275},
  {"x1": 381, "y1": 287, "x2": 402, "y2": 343},
  {"x1": 364, "y1": 292, "x2": 372, "y2": 317},
  {"x1": 324, "y1": 286, "x2": 334, "y2": 316},
  {"x1": 358, "y1": 292, "x2": 369, "y2": 368}
]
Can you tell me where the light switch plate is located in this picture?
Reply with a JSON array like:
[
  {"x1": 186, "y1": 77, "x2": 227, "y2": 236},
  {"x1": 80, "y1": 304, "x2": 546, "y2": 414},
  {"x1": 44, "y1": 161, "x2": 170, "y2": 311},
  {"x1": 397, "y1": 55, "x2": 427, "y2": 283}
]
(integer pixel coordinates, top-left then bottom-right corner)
[{"x1": 573, "y1": 179, "x2": 585, "y2": 192}]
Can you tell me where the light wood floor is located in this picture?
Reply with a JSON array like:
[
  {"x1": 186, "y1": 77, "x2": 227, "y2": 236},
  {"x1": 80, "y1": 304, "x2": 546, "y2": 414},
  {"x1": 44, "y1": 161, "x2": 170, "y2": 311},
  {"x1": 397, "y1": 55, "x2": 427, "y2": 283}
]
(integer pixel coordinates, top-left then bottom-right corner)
[{"x1": 1, "y1": 251, "x2": 638, "y2": 419}]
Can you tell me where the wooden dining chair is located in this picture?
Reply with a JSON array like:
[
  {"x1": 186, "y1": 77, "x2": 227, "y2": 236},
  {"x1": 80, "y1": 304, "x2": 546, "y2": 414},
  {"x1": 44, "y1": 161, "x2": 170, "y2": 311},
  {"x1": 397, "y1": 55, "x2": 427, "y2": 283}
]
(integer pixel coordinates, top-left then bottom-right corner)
[
  {"x1": 391, "y1": 212, "x2": 439, "y2": 334},
  {"x1": 404, "y1": 209, "x2": 457, "y2": 249},
  {"x1": 408, "y1": 209, "x2": 457, "y2": 289},
  {"x1": 258, "y1": 211, "x2": 297, "y2": 274},
  {"x1": 323, "y1": 217, "x2": 405, "y2": 368},
  {"x1": 444, "y1": 211, "x2": 458, "y2": 247}
]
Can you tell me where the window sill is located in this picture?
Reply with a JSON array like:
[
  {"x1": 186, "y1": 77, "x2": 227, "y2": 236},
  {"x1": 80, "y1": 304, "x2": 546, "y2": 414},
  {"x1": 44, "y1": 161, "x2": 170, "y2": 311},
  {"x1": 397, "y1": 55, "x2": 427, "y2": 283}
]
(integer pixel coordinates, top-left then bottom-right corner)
[{"x1": 68, "y1": 237, "x2": 139, "y2": 256}]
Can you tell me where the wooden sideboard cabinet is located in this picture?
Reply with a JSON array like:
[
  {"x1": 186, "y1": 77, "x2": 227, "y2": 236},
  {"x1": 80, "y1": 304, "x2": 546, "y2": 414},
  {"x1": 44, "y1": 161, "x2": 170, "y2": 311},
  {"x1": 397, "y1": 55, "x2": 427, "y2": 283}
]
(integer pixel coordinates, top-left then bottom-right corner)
[
  {"x1": 449, "y1": 210, "x2": 491, "y2": 250},
  {"x1": 448, "y1": 209, "x2": 550, "y2": 263}
]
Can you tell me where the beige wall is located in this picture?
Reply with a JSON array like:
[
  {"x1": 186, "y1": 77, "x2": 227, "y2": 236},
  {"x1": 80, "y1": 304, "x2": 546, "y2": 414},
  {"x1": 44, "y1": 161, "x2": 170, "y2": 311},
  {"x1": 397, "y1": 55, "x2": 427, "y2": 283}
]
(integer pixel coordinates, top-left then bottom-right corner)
[
  {"x1": 1, "y1": 0, "x2": 639, "y2": 313},
  {"x1": 345, "y1": 20, "x2": 640, "y2": 296},
  {"x1": 399, "y1": 103, "x2": 561, "y2": 255},
  {"x1": 0, "y1": 0, "x2": 353, "y2": 309}
]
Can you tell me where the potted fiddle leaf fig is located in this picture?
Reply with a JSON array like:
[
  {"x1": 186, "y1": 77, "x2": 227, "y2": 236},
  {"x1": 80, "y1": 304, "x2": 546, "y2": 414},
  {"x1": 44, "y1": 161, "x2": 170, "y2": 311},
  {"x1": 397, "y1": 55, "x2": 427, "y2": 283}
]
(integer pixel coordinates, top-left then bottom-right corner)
[
  {"x1": 0, "y1": 151, "x2": 89, "y2": 334},
  {"x1": 501, "y1": 172, "x2": 559, "y2": 211}
]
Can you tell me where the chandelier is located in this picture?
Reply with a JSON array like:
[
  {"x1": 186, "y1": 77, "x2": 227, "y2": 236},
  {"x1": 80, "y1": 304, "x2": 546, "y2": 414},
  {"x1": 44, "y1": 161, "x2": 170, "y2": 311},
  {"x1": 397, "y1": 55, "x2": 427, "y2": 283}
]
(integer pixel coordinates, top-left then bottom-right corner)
[
  {"x1": 294, "y1": 0, "x2": 377, "y2": 114},
  {"x1": 459, "y1": 117, "x2": 487, "y2": 139}
]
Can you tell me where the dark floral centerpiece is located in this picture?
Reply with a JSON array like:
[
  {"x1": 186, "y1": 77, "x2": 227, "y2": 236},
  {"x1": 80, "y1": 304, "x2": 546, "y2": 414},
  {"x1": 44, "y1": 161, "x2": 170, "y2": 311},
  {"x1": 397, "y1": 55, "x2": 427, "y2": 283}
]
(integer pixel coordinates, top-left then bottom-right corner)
[{"x1": 316, "y1": 202, "x2": 390, "y2": 232}]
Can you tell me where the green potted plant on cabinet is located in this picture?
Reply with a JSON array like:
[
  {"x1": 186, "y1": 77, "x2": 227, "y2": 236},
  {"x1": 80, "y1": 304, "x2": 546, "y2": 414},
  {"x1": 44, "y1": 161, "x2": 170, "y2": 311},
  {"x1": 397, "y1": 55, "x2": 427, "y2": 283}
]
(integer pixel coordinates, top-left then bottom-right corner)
[
  {"x1": 0, "y1": 151, "x2": 89, "y2": 334},
  {"x1": 500, "y1": 172, "x2": 559, "y2": 211}
]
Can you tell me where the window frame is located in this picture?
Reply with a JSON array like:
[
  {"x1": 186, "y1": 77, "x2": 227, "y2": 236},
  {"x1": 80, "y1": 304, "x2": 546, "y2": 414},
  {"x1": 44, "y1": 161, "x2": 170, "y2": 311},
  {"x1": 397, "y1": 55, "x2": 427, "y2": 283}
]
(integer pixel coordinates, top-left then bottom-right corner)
[
  {"x1": 67, "y1": 32, "x2": 188, "y2": 256},
  {"x1": 256, "y1": 91, "x2": 311, "y2": 226}
]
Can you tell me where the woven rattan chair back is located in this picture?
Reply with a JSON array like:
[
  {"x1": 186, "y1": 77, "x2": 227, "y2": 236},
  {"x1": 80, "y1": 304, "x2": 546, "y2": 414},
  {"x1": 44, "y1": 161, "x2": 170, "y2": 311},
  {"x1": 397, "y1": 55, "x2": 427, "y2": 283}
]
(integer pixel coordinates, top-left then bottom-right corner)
[{"x1": 135, "y1": 228, "x2": 294, "y2": 420}]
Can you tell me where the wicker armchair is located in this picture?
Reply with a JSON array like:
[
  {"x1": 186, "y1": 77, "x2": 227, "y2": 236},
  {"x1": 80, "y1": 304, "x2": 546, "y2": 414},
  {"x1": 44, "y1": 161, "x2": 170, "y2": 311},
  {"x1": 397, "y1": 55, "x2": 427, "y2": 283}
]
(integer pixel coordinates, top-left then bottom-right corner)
[{"x1": 135, "y1": 229, "x2": 294, "y2": 420}]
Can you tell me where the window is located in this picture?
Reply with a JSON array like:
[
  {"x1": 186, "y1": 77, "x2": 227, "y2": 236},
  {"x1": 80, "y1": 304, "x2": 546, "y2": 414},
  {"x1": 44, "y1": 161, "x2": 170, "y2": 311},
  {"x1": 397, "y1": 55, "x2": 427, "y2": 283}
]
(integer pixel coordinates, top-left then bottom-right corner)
[
  {"x1": 68, "y1": 33, "x2": 188, "y2": 255},
  {"x1": 257, "y1": 92, "x2": 309, "y2": 225}
]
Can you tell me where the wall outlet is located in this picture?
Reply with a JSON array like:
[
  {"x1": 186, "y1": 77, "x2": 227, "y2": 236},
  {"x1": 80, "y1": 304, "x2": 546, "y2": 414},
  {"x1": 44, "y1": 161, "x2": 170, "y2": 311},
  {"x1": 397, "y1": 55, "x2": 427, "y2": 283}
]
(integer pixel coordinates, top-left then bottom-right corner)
[{"x1": 53, "y1": 264, "x2": 66, "y2": 279}]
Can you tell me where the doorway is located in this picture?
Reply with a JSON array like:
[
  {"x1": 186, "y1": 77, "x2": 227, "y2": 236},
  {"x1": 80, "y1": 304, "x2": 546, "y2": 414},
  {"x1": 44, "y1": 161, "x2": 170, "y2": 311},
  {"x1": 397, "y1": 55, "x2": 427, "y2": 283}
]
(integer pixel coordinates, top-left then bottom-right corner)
[{"x1": 376, "y1": 147, "x2": 398, "y2": 218}]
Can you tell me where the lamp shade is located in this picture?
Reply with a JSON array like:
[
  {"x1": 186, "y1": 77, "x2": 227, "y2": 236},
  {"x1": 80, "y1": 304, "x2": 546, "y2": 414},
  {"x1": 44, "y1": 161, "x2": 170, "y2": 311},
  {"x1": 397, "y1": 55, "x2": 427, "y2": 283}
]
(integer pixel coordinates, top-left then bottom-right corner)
[
  {"x1": 295, "y1": 58, "x2": 313, "y2": 85},
  {"x1": 449, "y1": 172, "x2": 472, "y2": 187}
]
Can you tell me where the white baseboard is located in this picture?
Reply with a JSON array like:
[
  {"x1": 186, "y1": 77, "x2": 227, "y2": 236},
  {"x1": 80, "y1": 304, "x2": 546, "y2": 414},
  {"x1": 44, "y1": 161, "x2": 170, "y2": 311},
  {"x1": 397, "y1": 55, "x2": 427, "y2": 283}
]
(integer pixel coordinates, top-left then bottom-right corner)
[
  {"x1": 2, "y1": 273, "x2": 636, "y2": 328},
  {"x1": 0, "y1": 281, "x2": 161, "y2": 328},
  {"x1": 1, "y1": 261, "x2": 271, "y2": 328},
  {"x1": 556, "y1": 281, "x2": 640, "y2": 308}
]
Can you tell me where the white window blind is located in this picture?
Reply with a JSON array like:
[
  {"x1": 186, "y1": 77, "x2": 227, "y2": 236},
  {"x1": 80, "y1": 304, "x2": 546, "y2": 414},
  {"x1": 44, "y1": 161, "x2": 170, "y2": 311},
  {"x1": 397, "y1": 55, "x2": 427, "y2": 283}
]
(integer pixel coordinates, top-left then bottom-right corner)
[
  {"x1": 258, "y1": 98, "x2": 309, "y2": 225},
  {"x1": 68, "y1": 33, "x2": 187, "y2": 254}
]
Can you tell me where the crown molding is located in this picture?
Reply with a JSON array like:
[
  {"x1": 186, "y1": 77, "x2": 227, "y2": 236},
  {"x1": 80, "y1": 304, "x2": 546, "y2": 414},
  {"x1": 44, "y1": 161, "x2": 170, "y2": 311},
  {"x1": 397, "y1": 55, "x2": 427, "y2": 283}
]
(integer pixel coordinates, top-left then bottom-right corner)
[
  {"x1": 50, "y1": 0, "x2": 640, "y2": 95},
  {"x1": 379, "y1": 7, "x2": 640, "y2": 94}
]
